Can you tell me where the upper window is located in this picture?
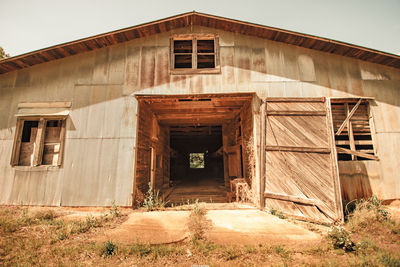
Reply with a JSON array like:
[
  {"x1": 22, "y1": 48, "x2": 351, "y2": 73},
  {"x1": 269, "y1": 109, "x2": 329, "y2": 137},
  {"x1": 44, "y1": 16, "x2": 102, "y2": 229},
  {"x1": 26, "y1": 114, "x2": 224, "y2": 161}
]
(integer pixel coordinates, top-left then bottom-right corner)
[
  {"x1": 11, "y1": 117, "x2": 66, "y2": 167},
  {"x1": 331, "y1": 99, "x2": 378, "y2": 161},
  {"x1": 170, "y1": 34, "x2": 220, "y2": 74}
]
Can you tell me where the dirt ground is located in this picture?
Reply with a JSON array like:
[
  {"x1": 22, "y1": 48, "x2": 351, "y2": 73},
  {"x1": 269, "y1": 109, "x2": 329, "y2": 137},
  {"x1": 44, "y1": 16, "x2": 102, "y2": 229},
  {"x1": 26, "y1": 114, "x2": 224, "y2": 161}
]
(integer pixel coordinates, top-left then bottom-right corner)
[{"x1": 1, "y1": 201, "x2": 400, "y2": 266}]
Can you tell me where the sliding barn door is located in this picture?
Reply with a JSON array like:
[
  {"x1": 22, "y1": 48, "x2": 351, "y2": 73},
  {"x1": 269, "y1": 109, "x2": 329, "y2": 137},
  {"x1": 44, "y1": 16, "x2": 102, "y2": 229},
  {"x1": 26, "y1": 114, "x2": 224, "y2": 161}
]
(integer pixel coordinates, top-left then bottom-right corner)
[{"x1": 262, "y1": 98, "x2": 343, "y2": 223}]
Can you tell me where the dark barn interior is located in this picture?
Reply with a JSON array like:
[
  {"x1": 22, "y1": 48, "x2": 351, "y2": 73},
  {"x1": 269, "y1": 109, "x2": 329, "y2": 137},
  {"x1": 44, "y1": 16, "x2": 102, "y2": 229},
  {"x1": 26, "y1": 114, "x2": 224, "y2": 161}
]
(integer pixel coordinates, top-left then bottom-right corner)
[{"x1": 169, "y1": 126, "x2": 226, "y2": 203}]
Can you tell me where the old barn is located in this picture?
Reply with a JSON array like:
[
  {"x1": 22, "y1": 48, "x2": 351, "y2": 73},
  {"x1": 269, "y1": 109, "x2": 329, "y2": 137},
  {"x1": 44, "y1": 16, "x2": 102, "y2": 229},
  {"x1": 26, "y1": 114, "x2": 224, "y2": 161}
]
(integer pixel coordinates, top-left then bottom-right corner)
[{"x1": 0, "y1": 12, "x2": 399, "y2": 223}]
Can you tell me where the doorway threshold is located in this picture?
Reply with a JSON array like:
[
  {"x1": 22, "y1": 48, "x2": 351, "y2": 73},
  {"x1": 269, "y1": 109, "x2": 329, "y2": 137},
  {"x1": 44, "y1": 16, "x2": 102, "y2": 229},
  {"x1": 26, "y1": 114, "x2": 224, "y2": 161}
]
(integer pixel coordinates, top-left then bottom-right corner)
[{"x1": 165, "y1": 202, "x2": 257, "y2": 211}]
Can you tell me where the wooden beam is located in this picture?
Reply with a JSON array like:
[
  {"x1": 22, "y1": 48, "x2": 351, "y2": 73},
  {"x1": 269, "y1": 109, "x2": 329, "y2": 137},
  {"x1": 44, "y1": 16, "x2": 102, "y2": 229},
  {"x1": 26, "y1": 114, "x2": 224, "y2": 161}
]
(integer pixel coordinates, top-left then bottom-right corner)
[
  {"x1": 18, "y1": 102, "x2": 72, "y2": 109},
  {"x1": 335, "y1": 140, "x2": 373, "y2": 145},
  {"x1": 265, "y1": 145, "x2": 330, "y2": 153},
  {"x1": 264, "y1": 192, "x2": 322, "y2": 206},
  {"x1": 266, "y1": 110, "x2": 326, "y2": 116},
  {"x1": 336, "y1": 147, "x2": 379, "y2": 160},
  {"x1": 336, "y1": 99, "x2": 362, "y2": 135},
  {"x1": 266, "y1": 97, "x2": 325, "y2": 103}
]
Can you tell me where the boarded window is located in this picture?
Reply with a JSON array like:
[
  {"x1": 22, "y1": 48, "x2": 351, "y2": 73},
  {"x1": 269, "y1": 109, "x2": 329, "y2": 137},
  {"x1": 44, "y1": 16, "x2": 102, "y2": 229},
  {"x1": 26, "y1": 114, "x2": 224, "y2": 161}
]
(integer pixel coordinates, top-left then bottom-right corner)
[
  {"x1": 331, "y1": 99, "x2": 377, "y2": 161},
  {"x1": 190, "y1": 153, "x2": 205, "y2": 169},
  {"x1": 171, "y1": 34, "x2": 219, "y2": 74},
  {"x1": 11, "y1": 117, "x2": 66, "y2": 167}
]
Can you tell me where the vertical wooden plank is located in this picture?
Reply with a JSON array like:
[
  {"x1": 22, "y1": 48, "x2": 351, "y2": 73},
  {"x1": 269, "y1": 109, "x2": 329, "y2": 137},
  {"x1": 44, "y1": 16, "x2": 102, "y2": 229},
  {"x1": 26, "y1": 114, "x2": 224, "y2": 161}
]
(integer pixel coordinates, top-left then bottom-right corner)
[
  {"x1": 214, "y1": 36, "x2": 220, "y2": 68},
  {"x1": 150, "y1": 147, "x2": 155, "y2": 189},
  {"x1": 345, "y1": 103, "x2": 356, "y2": 160},
  {"x1": 33, "y1": 119, "x2": 46, "y2": 166},
  {"x1": 10, "y1": 119, "x2": 24, "y2": 166},
  {"x1": 57, "y1": 119, "x2": 67, "y2": 166},
  {"x1": 368, "y1": 101, "x2": 378, "y2": 156},
  {"x1": 193, "y1": 37, "x2": 197, "y2": 69},
  {"x1": 326, "y1": 98, "x2": 344, "y2": 221},
  {"x1": 259, "y1": 100, "x2": 266, "y2": 209}
]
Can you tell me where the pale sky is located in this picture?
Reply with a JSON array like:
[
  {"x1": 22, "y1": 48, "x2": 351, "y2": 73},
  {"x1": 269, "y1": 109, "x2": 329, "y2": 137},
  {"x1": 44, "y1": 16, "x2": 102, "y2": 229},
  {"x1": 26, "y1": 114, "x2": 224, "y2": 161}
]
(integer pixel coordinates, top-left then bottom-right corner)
[{"x1": 1, "y1": 0, "x2": 399, "y2": 57}]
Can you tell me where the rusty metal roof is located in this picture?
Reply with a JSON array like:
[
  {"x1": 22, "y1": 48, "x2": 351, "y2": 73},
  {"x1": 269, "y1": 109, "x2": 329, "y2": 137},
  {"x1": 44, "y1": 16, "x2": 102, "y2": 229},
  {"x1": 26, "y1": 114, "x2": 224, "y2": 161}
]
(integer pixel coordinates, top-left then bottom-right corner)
[{"x1": 1, "y1": 11, "x2": 400, "y2": 74}]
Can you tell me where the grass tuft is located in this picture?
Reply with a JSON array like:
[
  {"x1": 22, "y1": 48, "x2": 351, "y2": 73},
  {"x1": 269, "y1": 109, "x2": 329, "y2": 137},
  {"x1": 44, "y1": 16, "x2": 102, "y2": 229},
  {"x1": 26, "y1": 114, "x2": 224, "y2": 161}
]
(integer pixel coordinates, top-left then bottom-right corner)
[
  {"x1": 188, "y1": 200, "x2": 212, "y2": 242},
  {"x1": 101, "y1": 241, "x2": 118, "y2": 257}
]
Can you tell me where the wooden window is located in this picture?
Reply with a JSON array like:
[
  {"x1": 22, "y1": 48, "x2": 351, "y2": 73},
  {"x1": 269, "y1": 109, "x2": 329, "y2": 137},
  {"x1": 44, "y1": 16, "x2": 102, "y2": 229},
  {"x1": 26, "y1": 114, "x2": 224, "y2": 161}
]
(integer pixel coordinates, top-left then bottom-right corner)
[
  {"x1": 11, "y1": 117, "x2": 67, "y2": 167},
  {"x1": 331, "y1": 99, "x2": 378, "y2": 161},
  {"x1": 170, "y1": 34, "x2": 220, "y2": 74}
]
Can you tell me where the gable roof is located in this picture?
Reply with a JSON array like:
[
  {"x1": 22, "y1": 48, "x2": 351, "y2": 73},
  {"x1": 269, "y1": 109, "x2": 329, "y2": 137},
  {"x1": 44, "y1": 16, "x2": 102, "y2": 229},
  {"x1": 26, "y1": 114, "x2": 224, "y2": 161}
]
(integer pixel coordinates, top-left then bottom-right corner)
[{"x1": 1, "y1": 11, "x2": 400, "y2": 74}]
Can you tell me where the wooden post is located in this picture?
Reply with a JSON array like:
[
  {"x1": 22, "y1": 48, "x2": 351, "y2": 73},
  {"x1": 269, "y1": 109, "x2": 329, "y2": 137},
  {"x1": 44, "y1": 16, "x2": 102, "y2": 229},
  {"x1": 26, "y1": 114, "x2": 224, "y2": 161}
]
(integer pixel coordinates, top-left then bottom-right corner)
[
  {"x1": 10, "y1": 119, "x2": 24, "y2": 166},
  {"x1": 259, "y1": 100, "x2": 266, "y2": 209},
  {"x1": 57, "y1": 119, "x2": 67, "y2": 166},
  {"x1": 326, "y1": 98, "x2": 344, "y2": 222},
  {"x1": 33, "y1": 118, "x2": 46, "y2": 166}
]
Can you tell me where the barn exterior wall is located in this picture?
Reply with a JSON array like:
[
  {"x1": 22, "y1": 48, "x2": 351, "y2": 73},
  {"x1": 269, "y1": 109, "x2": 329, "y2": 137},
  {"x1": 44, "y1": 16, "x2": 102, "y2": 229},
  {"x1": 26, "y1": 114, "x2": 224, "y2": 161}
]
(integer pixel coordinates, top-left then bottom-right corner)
[{"x1": 0, "y1": 25, "x2": 399, "y2": 206}]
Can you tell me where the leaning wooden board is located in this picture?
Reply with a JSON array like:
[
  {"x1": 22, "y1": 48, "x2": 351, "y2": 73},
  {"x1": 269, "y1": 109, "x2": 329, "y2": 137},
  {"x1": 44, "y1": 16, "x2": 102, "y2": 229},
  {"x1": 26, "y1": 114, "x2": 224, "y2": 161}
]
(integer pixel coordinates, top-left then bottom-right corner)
[{"x1": 262, "y1": 97, "x2": 343, "y2": 223}]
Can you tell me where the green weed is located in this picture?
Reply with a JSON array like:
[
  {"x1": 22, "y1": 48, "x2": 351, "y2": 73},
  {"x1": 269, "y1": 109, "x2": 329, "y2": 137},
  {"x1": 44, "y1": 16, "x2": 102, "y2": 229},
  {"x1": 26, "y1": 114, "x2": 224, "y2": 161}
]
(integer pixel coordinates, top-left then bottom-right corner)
[{"x1": 101, "y1": 241, "x2": 118, "y2": 257}]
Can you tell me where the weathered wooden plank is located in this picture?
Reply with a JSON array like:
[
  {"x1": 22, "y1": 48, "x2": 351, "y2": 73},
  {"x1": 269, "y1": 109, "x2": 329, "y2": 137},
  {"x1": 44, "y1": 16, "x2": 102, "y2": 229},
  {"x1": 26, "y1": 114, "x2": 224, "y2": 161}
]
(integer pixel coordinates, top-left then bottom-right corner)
[
  {"x1": 336, "y1": 147, "x2": 379, "y2": 160},
  {"x1": 264, "y1": 192, "x2": 322, "y2": 206},
  {"x1": 265, "y1": 146, "x2": 330, "y2": 153},
  {"x1": 18, "y1": 102, "x2": 72, "y2": 109},
  {"x1": 336, "y1": 98, "x2": 362, "y2": 135},
  {"x1": 266, "y1": 97, "x2": 325, "y2": 102},
  {"x1": 267, "y1": 110, "x2": 326, "y2": 116},
  {"x1": 33, "y1": 119, "x2": 46, "y2": 166}
]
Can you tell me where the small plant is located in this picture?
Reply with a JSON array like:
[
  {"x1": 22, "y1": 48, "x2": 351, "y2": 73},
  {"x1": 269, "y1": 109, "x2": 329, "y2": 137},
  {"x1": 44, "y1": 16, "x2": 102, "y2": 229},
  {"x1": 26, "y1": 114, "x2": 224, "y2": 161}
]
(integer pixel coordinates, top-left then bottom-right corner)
[
  {"x1": 327, "y1": 226, "x2": 355, "y2": 252},
  {"x1": 130, "y1": 243, "x2": 152, "y2": 257},
  {"x1": 379, "y1": 253, "x2": 400, "y2": 267},
  {"x1": 270, "y1": 207, "x2": 287, "y2": 219},
  {"x1": 347, "y1": 196, "x2": 391, "y2": 232},
  {"x1": 33, "y1": 209, "x2": 57, "y2": 221},
  {"x1": 188, "y1": 200, "x2": 211, "y2": 242},
  {"x1": 101, "y1": 241, "x2": 118, "y2": 257},
  {"x1": 223, "y1": 246, "x2": 240, "y2": 261},
  {"x1": 273, "y1": 245, "x2": 291, "y2": 259},
  {"x1": 143, "y1": 183, "x2": 168, "y2": 211},
  {"x1": 109, "y1": 200, "x2": 120, "y2": 218}
]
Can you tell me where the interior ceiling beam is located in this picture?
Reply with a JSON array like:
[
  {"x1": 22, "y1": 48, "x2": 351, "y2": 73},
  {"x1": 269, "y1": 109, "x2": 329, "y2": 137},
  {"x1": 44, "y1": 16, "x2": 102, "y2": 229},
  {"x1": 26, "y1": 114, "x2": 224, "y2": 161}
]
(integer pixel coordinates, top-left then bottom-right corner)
[
  {"x1": 153, "y1": 107, "x2": 240, "y2": 114},
  {"x1": 159, "y1": 118, "x2": 228, "y2": 126},
  {"x1": 156, "y1": 113, "x2": 234, "y2": 120},
  {"x1": 148, "y1": 102, "x2": 246, "y2": 110}
]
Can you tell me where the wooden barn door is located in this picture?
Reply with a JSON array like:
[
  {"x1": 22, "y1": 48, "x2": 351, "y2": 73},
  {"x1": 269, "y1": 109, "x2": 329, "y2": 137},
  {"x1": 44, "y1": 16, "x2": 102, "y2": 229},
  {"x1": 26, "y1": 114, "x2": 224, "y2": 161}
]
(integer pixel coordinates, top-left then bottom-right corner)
[{"x1": 261, "y1": 98, "x2": 343, "y2": 223}]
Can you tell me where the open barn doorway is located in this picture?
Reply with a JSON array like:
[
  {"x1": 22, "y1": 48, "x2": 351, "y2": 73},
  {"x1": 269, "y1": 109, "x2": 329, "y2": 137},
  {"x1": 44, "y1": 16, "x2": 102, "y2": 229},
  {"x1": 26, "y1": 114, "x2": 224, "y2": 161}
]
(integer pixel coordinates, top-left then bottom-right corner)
[
  {"x1": 169, "y1": 125, "x2": 226, "y2": 203},
  {"x1": 134, "y1": 93, "x2": 256, "y2": 207}
]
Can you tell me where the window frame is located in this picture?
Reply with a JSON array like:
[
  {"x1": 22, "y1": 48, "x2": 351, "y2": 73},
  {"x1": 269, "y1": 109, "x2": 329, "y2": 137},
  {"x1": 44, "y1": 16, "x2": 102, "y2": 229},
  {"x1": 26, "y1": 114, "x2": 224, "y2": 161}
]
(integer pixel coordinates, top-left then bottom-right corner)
[
  {"x1": 10, "y1": 116, "x2": 67, "y2": 167},
  {"x1": 170, "y1": 34, "x2": 220, "y2": 75},
  {"x1": 330, "y1": 98, "x2": 378, "y2": 161}
]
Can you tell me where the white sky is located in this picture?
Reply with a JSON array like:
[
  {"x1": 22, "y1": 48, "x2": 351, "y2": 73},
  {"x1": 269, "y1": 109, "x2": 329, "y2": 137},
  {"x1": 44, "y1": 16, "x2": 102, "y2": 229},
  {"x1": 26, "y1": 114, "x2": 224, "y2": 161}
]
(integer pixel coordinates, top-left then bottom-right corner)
[{"x1": 1, "y1": 0, "x2": 399, "y2": 57}]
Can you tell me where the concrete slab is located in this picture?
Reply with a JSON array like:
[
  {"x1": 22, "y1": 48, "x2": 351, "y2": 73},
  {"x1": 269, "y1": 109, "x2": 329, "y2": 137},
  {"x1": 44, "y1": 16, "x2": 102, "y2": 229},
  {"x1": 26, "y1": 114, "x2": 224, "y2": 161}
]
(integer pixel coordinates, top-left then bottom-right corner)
[
  {"x1": 102, "y1": 211, "x2": 190, "y2": 244},
  {"x1": 101, "y1": 209, "x2": 322, "y2": 245},
  {"x1": 205, "y1": 210, "x2": 321, "y2": 245}
]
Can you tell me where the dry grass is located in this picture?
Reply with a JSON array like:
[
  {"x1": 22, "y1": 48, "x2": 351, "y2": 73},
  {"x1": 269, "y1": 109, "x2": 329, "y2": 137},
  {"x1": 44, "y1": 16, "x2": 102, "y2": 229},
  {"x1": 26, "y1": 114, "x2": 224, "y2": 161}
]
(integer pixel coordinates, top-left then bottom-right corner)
[{"x1": 1, "y1": 197, "x2": 400, "y2": 266}]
